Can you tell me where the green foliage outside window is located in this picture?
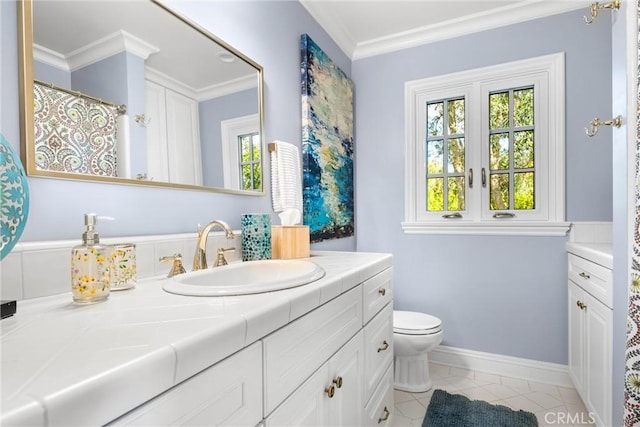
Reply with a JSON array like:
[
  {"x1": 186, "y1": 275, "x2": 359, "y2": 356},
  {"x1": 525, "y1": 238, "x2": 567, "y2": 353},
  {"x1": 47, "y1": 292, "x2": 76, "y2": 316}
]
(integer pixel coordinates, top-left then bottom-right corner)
[
  {"x1": 425, "y1": 87, "x2": 535, "y2": 213},
  {"x1": 426, "y1": 99, "x2": 465, "y2": 211},
  {"x1": 240, "y1": 133, "x2": 261, "y2": 191}
]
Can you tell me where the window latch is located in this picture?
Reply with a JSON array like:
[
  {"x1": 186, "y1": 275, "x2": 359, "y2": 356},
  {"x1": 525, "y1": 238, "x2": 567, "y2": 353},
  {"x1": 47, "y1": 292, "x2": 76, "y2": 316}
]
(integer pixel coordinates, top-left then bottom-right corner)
[
  {"x1": 469, "y1": 168, "x2": 473, "y2": 188},
  {"x1": 442, "y1": 213, "x2": 462, "y2": 219},
  {"x1": 493, "y1": 212, "x2": 515, "y2": 219}
]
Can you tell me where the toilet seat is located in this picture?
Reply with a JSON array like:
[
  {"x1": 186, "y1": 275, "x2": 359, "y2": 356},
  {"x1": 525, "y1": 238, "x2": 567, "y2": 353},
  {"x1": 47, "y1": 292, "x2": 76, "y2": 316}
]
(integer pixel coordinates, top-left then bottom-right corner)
[{"x1": 394, "y1": 310, "x2": 442, "y2": 335}]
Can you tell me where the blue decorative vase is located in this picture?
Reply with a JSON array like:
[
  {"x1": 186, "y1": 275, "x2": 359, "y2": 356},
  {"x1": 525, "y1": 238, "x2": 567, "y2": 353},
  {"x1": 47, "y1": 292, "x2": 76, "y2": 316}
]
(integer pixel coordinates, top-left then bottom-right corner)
[
  {"x1": 241, "y1": 214, "x2": 272, "y2": 261},
  {"x1": 0, "y1": 134, "x2": 29, "y2": 260}
]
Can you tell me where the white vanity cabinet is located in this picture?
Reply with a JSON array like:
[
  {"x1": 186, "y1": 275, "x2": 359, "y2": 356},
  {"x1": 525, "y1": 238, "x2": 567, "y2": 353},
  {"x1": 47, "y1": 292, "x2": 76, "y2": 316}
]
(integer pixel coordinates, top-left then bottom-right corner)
[
  {"x1": 107, "y1": 342, "x2": 263, "y2": 426},
  {"x1": 264, "y1": 267, "x2": 394, "y2": 426},
  {"x1": 567, "y1": 251, "x2": 612, "y2": 427},
  {"x1": 1, "y1": 252, "x2": 395, "y2": 427}
]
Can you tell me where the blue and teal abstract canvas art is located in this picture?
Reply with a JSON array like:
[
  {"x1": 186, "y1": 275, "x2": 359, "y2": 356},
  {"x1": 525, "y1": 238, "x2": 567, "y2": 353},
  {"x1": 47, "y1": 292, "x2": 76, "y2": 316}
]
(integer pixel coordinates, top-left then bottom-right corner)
[{"x1": 301, "y1": 34, "x2": 354, "y2": 243}]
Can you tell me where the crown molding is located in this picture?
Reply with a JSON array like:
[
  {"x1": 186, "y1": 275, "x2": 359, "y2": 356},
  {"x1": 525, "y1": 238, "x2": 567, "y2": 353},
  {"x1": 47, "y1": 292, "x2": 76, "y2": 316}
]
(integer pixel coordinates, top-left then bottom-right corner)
[
  {"x1": 34, "y1": 31, "x2": 159, "y2": 72},
  {"x1": 146, "y1": 66, "x2": 198, "y2": 99},
  {"x1": 301, "y1": 0, "x2": 587, "y2": 61},
  {"x1": 197, "y1": 74, "x2": 258, "y2": 102},
  {"x1": 299, "y1": 0, "x2": 357, "y2": 59},
  {"x1": 66, "y1": 30, "x2": 159, "y2": 71},
  {"x1": 146, "y1": 66, "x2": 256, "y2": 102},
  {"x1": 33, "y1": 44, "x2": 69, "y2": 71}
]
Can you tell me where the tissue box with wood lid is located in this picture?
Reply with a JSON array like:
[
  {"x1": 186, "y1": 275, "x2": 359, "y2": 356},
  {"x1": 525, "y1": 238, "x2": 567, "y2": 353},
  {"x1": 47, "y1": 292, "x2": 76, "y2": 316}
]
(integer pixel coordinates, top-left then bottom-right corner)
[{"x1": 271, "y1": 225, "x2": 310, "y2": 259}]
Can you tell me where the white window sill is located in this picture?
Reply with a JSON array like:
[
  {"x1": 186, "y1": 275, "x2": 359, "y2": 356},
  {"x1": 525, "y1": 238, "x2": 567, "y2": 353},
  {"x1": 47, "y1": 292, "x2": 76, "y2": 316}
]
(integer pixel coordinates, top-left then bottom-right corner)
[{"x1": 401, "y1": 221, "x2": 572, "y2": 236}]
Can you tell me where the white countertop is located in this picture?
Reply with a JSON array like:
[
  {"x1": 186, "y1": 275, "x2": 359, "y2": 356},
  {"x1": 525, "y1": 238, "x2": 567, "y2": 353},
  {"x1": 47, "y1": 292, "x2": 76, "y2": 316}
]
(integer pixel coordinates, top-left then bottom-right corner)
[
  {"x1": 1, "y1": 251, "x2": 392, "y2": 426},
  {"x1": 565, "y1": 242, "x2": 613, "y2": 269}
]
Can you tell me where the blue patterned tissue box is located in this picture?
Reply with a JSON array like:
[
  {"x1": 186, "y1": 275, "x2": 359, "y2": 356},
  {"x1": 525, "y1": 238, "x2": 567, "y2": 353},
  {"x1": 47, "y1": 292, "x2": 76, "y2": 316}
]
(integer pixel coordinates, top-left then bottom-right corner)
[{"x1": 241, "y1": 214, "x2": 272, "y2": 261}]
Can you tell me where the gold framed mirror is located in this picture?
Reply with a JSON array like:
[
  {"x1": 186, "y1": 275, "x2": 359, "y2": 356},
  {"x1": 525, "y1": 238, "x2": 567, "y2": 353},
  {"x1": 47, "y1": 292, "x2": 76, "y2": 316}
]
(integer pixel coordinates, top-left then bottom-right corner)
[{"x1": 17, "y1": 0, "x2": 265, "y2": 195}]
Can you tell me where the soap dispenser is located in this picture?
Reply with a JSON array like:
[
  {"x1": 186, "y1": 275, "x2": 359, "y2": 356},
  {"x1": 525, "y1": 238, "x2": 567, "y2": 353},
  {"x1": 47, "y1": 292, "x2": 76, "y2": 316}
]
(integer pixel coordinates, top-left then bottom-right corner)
[{"x1": 71, "y1": 213, "x2": 111, "y2": 303}]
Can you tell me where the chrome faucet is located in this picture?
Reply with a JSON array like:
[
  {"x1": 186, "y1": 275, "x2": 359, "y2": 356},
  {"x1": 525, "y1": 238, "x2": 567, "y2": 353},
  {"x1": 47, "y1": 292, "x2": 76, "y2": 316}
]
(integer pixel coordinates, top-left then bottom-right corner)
[{"x1": 192, "y1": 220, "x2": 235, "y2": 271}]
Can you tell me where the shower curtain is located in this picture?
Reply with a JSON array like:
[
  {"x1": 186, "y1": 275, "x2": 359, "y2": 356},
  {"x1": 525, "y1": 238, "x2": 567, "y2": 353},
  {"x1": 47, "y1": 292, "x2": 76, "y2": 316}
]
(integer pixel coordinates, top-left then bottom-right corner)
[
  {"x1": 33, "y1": 82, "x2": 120, "y2": 177},
  {"x1": 626, "y1": 3, "x2": 640, "y2": 425}
]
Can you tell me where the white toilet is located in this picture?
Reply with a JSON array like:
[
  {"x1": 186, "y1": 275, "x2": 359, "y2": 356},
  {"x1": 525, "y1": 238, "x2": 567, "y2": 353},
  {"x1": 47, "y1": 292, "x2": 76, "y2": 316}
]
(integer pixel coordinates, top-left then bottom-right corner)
[{"x1": 393, "y1": 310, "x2": 443, "y2": 392}]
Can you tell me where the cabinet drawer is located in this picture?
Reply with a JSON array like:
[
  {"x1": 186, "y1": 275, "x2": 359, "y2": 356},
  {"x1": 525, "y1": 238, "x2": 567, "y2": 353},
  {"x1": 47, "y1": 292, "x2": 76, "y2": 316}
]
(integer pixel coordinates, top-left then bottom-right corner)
[
  {"x1": 107, "y1": 342, "x2": 262, "y2": 427},
  {"x1": 363, "y1": 268, "x2": 393, "y2": 324},
  {"x1": 568, "y1": 253, "x2": 612, "y2": 308},
  {"x1": 364, "y1": 303, "x2": 394, "y2": 400},
  {"x1": 263, "y1": 286, "x2": 363, "y2": 415},
  {"x1": 364, "y1": 363, "x2": 394, "y2": 427}
]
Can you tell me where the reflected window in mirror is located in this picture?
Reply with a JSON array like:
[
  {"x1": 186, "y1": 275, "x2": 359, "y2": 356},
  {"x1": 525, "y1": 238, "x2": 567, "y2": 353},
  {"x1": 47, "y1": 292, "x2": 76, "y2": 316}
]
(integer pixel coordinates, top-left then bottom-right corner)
[{"x1": 240, "y1": 132, "x2": 262, "y2": 192}]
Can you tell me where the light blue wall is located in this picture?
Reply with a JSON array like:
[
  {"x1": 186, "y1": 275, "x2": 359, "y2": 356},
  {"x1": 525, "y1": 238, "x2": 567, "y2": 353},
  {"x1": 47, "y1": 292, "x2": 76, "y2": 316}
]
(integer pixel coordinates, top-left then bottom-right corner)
[
  {"x1": 34, "y1": 61, "x2": 70, "y2": 87},
  {"x1": 1, "y1": 0, "x2": 355, "y2": 251},
  {"x1": 199, "y1": 88, "x2": 259, "y2": 188},
  {"x1": 352, "y1": 10, "x2": 612, "y2": 364},
  {"x1": 72, "y1": 54, "x2": 129, "y2": 105},
  {"x1": 1, "y1": 0, "x2": 619, "y2": 372}
]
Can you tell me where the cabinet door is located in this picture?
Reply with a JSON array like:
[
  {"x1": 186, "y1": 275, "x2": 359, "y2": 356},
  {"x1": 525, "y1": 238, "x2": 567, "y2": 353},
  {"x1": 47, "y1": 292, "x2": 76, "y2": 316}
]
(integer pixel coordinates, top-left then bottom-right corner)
[
  {"x1": 584, "y1": 291, "x2": 612, "y2": 427},
  {"x1": 265, "y1": 363, "x2": 330, "y2": 427},
  {"x1": 164, "y1": 89, "x2": 202, "y2": 186},
  {"x1": 263, "y1": 286, "x2": 362, "y2": 414},
  {"x1": 145, "y1": 81, "x2": 169, "y2": 182},
  {"x1": 568, "y1": 281, "x2": 585, "y2": 393},
  {"x1": 266, "y1": 332, "x2": 365, "y2": 427},
  {"x1": 328, "y1": 332, "x2": 365, "y2": 427}
]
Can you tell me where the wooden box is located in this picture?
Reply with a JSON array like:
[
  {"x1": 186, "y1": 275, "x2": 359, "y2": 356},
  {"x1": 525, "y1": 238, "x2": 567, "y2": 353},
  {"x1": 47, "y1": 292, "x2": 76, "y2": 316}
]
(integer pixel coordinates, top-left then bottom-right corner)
[{"x1": 271, "y1": 225, "x2": 310, "y2": 259}]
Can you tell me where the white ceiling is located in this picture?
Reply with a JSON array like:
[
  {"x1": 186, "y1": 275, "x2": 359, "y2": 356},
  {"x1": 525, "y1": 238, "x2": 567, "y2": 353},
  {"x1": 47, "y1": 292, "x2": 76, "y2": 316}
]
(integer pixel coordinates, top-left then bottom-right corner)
[
  {"x1": 300, "y1": 0, "x2": 589, "y2": 60},
  {"x1": 33, "y1": 1, "x2": 258, "y2": 94}
]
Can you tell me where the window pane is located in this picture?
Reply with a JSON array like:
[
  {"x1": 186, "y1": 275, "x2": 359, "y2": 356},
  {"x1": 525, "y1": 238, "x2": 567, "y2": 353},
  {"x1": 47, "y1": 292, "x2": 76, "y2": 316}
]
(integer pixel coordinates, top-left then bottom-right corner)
[
  {"x1": 427, "y1": 140, "x2": 443, "y2": 174},
  {"x1": 490, "y1": 173, "x2": 510, "y2": 210},
  {"x1": 514, "y1": 172, "x2": 534, "y2": 210},
  {"x1": 241, "y1": 136, "x2": 251, "y2": 162},
  {"x1": 427, "y1": 178, "x2": 444, "y2": 211},
  {"x1": 447, "y1": 177, "x2": 465, "y2": 211},
  {"x1": 489, "y1": 92, "x2": 509, "y2": 129},
  {"x1": 427, "y1": 102, "x2": 444, "y2": 136},
  {"x1": 448, "y1": 99, "x2": 465, "y2": 134},
  {"x1": 514, "y1": 130, "x2": 534, "y2": 169},
  {"x1": 252, "y1": 136, "x2": 261, "y2": 161},
  {"x1": 253, "y1": 164, "x2": 261, "y2": 189},
  {"x1": 242, "y1": 164, "x2": 252, "y2": 190},
  {"x1": 489, "y1": 133, "x2": 509, "y2": 170},
  {"x1": 514, "y1": 88, "x2": 534, "y2": 127},
  {"x1": 447, "y1": 138, "x2": 465, "y2": 173}
]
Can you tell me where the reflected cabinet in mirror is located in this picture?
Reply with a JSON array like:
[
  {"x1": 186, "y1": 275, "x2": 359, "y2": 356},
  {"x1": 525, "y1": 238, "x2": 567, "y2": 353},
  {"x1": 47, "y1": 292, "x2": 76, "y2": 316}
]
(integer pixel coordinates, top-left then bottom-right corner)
[{"x1": 18, "y1": 0, "x2": 265, "y2": 194}]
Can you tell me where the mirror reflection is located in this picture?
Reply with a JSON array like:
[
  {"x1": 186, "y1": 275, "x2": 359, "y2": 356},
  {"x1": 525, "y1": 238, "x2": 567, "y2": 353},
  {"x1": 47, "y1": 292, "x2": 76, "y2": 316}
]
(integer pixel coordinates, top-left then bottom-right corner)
[{"x1": 23, "y1": 0, "x2": 264, "y2": 193}]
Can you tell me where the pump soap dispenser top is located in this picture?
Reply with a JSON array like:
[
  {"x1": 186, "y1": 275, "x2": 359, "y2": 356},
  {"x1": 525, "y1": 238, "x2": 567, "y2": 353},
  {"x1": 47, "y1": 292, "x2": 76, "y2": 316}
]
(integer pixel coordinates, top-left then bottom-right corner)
[{"x1": 71, "y1": 213, "x2": 111, "y2": 304}]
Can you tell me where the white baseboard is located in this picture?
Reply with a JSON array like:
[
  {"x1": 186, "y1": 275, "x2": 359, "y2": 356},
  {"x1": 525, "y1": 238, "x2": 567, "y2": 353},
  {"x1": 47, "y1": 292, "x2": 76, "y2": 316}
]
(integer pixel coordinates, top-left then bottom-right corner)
[{"x1": 430, "y1": 345, "x2": 573, "y2": 388}]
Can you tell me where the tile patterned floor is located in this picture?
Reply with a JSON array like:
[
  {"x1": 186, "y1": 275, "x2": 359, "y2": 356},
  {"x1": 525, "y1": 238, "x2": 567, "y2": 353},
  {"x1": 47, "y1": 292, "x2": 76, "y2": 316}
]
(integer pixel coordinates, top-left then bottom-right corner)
[{"x1": 393, "y1": 363, "x2": 594, "y2": 427}]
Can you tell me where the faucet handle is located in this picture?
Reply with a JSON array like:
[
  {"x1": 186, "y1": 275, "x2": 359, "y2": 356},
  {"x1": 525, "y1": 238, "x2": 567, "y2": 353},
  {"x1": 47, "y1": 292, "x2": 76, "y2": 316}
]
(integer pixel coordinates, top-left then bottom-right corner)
[
  {"x1": 214, "y1": 247, "x2": 235, "y2": 267},
  {"x1": 159, "y1": 253, "x2": 187, "y2": 278}
]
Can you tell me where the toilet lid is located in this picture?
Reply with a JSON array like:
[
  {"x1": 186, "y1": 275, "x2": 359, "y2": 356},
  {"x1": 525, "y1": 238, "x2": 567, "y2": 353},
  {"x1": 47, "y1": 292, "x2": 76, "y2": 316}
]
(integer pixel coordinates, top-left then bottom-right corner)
[{"x1": 394, "y1": 310, "x2": 442, "y2": 335}]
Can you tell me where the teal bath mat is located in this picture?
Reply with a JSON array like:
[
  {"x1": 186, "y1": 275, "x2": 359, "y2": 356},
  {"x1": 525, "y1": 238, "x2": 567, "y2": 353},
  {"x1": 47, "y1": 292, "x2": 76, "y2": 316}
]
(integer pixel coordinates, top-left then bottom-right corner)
[{"x1": 423, "y1": 389, "x2": 538, "y2": 427}]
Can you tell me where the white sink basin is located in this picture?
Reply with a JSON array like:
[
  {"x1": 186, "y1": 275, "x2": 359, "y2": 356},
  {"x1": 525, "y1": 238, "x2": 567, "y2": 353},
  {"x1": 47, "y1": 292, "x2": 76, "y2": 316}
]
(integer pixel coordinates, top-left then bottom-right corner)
[{"x1": 162, "y1": 259, "x2": 325, "y2": 296}]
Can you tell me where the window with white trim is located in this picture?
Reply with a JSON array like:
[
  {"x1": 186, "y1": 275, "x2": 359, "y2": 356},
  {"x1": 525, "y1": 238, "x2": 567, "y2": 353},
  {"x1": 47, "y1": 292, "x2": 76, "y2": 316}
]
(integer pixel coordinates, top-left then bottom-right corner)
[
  {"x1": 403, "y1": 53, "x2": 569, "y2": 236},
  {"x1": 221, "y1": 113, "x2": 261, "y2": 191}
]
